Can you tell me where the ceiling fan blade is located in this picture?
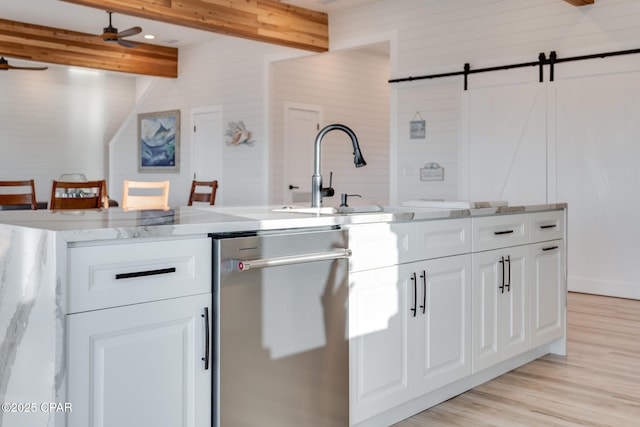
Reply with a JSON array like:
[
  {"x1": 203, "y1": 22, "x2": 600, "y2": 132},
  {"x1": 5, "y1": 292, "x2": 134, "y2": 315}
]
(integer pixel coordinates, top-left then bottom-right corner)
[
  {"x1": 0, "y1": 57, "x2": 47, "y2": 71},
  {"x1": 117, "y1": 39, "x2": 137, "y2": 48},
  {"x1": 117, "y1": 26, "x2": 142, "y2": 38},
  {"x1": 8, "y1": 65, "x2": 49, "y2": 71}
]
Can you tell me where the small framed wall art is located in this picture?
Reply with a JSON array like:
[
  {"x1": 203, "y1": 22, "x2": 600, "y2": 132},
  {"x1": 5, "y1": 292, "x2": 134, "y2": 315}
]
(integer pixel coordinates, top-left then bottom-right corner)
[
  {"x1": 410, "y1": 111, "x2": 426, "y2": 139},
  {"x1": 138, "y1": 109, "x2": 180, "y2": 172}
]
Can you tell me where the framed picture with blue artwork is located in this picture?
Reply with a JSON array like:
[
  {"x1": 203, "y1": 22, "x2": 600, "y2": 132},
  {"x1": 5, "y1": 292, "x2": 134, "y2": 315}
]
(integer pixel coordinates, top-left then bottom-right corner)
[{"x1": 138, "y1": 109, "x2": 180, "y2": 172}]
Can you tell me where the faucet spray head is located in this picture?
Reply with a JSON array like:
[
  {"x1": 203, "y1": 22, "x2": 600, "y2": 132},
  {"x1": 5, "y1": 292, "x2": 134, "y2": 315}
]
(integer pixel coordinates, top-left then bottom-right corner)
[{"x1": 353, "y1": 147, "x2": 367, "y2": 168}]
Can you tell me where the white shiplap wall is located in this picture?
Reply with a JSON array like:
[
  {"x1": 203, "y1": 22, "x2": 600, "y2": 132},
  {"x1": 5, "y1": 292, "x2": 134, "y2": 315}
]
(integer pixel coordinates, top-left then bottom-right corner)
[
  {"x1": 330, "y1": 0, "x2": 640, "y2": 203},
  {"x1": 270, "y1": 45, "x2": 390, "y2": 206},
  {"x1": 0, "y1": 67, "x2": 135, "y2": 201},
  {"x1": 328, "y1": 0, "x2": 640, "y2": 298},
  {"x1": 109, "y1": 37, "x2": 290, "y2": 206}
]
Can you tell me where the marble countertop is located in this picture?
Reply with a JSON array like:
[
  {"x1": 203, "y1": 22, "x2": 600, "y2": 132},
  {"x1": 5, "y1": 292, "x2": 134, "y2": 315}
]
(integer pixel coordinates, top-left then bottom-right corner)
[{"x1": 0, "y1": 203, "x2": 567, "y2": 243}]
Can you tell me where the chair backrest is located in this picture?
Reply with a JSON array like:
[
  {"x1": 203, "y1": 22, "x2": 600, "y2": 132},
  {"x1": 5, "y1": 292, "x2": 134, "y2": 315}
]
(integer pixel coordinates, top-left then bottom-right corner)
[
  {"x1": 122, "y1": 180, "x2": 170, "y2": 211},
  {"x1": 188, "y1": 180, "x2": 218, "y2": 206},
  {"x1": 0, "y1": 180, "x2": 38, "y2": 210},
  {"x1": 50, "y1": 180, "x2": 105, "y2": 210}
]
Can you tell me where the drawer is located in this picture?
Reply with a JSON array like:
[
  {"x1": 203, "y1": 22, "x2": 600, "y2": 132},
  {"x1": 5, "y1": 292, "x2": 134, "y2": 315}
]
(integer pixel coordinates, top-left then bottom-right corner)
[
  {"x1": 68, "y1": 237, "x2": 211, "y2": 313},
  {"x1": 472, "y1": 214, "x2": 529, "y2": 252},
  {"x1": 530, "y1": 210, "x2": 564, "y2": 243},
  {"x1": 348, "y1": 222, "x2": 413, "y2": 272},
  {"x1": 413, "y1": 218, "x2": 471, "y2": 260}
]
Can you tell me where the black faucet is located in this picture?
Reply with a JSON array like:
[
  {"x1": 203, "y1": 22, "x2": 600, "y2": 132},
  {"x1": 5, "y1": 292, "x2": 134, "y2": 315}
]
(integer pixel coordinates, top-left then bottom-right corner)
[{"x1": 311, "y1": 124, "x2": 366, "y2": 207}]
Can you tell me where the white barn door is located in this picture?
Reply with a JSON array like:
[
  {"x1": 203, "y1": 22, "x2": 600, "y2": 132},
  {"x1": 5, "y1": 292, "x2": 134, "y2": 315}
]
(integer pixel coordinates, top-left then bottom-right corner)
[
  {"x1": 555, "y1": 58, "x2": 640, "y2": 299},
  {"x1": 461, "y1": 69, "x2": 548, "y2": 205}
]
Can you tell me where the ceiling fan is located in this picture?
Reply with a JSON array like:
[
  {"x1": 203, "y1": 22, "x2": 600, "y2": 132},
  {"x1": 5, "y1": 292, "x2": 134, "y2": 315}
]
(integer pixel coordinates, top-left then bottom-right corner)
[
  {"x1": 0, "y1": 57, "x2": 48, "y2": 71},
  {"x1": 101, "y1": 11, "x2": 142, "y2": 48}
]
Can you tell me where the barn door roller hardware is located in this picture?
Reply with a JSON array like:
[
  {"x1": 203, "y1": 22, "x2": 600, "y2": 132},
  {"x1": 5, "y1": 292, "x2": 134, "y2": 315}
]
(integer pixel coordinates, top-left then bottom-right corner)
[{"x1": 389, "y1": 47, "x2": 640, "y2": 90}]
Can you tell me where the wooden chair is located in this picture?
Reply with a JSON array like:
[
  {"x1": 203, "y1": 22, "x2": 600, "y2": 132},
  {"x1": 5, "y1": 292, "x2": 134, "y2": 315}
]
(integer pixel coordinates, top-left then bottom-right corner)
[
  {"x1": 0, "y1": 180, "x2": 38, "y2": 210},
  {"x1": 188, "y1": 180, "x2": 218, "y2": 206},
  {"x1": 122, "y1": 180, "x2": 170, "y2": 211},
  {"x1": 50, "y1": 180, "x2": 105, "y2": 210}
]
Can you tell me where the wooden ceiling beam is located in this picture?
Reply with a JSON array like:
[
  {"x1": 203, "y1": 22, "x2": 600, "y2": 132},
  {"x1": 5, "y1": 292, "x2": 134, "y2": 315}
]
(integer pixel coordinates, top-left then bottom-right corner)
[
  {"x1": 0, "y1": 18, "x2": 178, "y2": 77},
  {"x1": 563, "y1": 0, "x2": 595, "y2": 6},
  {"x1": 60, "y1": 0, "x2": 329, "y2": 52}
]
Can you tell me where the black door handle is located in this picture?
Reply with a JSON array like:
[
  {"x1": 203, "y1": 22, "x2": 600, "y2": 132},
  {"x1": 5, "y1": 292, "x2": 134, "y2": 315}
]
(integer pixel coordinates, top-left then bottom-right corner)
[
  {"x1": 498, "y1": 257, "x2": 505, "y2": 294},
  {"x1": 410, "y1": 272, "x2": 417, "y2": 317},
  {"x1": 505, "y1": 255, "x2": 511, "y2": 292},
  {"x1": 201, "y1": 307, "x2": 210, "y2": 370},
  {"x1": 419, "y1": 270, "x2": 427, "y2": 314}
]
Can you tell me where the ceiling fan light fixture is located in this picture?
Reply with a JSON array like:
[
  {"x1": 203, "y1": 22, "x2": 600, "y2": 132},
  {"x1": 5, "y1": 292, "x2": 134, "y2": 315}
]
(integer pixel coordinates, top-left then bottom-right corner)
[{"x1": 100, "y1": 11, "x2": 142, "y2": 48}]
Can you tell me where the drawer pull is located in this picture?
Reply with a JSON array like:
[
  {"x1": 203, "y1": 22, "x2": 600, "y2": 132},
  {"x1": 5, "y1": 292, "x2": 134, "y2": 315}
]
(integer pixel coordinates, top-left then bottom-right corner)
[
  {"x1": 542, "y1": 246, "x2": 559, "y2": 252},
  {"x1": 540, "y1": 224, "x2": 557, "y2": 229},
  {"x1": 494, "y1": 230, "x2": 514, "y2": 235},
  {"x1": 115, "y1": 267, "x2": 177, "y2": 280}
]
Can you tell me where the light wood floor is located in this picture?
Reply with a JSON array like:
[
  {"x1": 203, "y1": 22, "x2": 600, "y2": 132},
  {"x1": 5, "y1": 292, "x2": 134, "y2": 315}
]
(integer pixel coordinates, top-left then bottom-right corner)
[{"x1": 393, "y1": 292, "x2": 640, "y2": 427}]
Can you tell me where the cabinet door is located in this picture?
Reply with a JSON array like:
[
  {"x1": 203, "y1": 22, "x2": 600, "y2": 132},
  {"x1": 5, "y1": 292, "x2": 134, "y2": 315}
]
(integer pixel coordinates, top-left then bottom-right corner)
[
  {"x1": 530, "y1": 240, "x2": 565, "y2": 347},
  {"x1": 500, "y1": 246, "x2": 529, "y2": 360},
  {"x1": 414, "y1": 255, "x2": 472, "y2": 396},
  {"x1": 349, "y1": 265, "x2": 413, "y2": 424},
  {"x1": 472, "y1": 246, "x2": 529, "y2": 372},
  {"x1": 67, "y1": 293, "x2": 212, "y2": 427}
]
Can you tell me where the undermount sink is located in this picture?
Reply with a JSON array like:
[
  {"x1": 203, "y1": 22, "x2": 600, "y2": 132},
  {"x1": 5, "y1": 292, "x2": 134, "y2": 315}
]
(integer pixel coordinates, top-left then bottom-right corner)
[
  {"x1": 273, "y1": 206, "x2": 340, "y2": 214},
  {"x1": 273, "y1": 205, "x2": 387, "y2": 215},
  {"x1": 402, "y1": 200, "x2": 508, "y2": 209}
]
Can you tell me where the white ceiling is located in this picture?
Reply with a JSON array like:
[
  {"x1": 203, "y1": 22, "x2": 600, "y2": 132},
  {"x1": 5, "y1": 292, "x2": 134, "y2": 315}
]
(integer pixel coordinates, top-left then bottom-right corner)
[{"x1": 0, "y1": 0, "x2": 381, "y2": 52}]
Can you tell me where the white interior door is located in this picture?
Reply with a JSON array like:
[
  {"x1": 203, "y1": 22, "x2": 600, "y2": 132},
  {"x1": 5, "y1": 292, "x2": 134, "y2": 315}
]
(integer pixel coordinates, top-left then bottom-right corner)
[
  {"x1": 283, "y1": 103, "x2": 322, "y2": 204},
  {"x1": 192, "y1": 107, "x2": 223, "y2": 203}
]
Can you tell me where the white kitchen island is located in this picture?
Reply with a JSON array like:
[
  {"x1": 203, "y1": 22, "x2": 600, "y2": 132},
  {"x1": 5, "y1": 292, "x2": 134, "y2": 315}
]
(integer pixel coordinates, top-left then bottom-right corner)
[{"x1": 0, "y1": 203, "x2": 566, "y2": 427}]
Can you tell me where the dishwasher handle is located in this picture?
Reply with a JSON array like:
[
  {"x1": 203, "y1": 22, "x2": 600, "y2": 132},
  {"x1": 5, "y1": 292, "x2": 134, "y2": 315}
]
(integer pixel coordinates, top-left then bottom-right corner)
[{"x1": 234, "y1": 248, "x2": 352, "y2": 271}]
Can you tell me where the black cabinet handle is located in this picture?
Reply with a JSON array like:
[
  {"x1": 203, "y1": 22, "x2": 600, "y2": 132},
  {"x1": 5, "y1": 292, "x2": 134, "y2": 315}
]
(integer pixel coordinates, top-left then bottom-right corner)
[
  {"x1": 419, "y1": 270, "x2": 426, "y2": 314},
  {"x1": 540, "y1": 224, "x2": 557, "y2": 229},
  {"x1": 542, "y1": 245, "x2": 559, "y2": 251},
  {"x1": 505, "y1": 255, "x2": 511, "y2": 292},
  {"x1": 115, "y1": 267, "x2": 176, "y2": 280},
  {"x1": 410, "y1": 272, "x2": 417, "y2": 317},
  {"x1": 498, "y1": 257, "x2": 505, "y2": 293},
  {"x1": 201, "y1": 307, "x2": 210, "y2": 370},
  {"x1": 288, "y1": 185, "x2": 299, "y2": 190},
  {"x1": 494, "y1": 230, "x2": 514, "y2": 235}
]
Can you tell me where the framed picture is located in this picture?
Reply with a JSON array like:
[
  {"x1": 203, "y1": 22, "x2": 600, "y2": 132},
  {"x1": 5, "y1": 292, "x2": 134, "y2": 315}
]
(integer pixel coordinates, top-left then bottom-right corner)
[
  {"x1": 410, "y1": 119, "x2": 426, "y2": 139},
  {"x1": 138, "y1": 109, "x2": 180, "y2": 172}
]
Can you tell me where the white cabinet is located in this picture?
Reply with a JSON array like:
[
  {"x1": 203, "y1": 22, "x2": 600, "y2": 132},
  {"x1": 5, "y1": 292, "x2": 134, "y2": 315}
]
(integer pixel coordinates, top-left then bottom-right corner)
[
  {"x1": 349, "y1": 254, "x2": 471, "y2": 424},
  {"x1": 349, "y1": 209, "x2": 566, "y2": 426},
  {"x1": 472, "y1": 211, "x2": 566, "y2": 372},
  {"x1": 67, "y1": 294, "x2": 212, "y2": 427},
  {"x1": 414, "y1": 255, "x2": 471, "y2": 395},
  {"x1": 471, "y1": 246, "x2": 529, "y2": 372},
  {"x1": 530, "y1": 240, "x2": 565, "y2": 347},
  {"x1": 349, "y1": 265, "x2": 412, "y2": 423},
  {"x1": 65, "y1": 236, "x2": 212, "y2": 427}
]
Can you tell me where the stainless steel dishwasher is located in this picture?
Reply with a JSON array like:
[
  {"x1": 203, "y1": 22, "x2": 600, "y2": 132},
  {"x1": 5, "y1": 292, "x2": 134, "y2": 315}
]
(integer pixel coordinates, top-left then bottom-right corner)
[{"x1": 212, "y1": 227, "x2": 351, "y2": 427}]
